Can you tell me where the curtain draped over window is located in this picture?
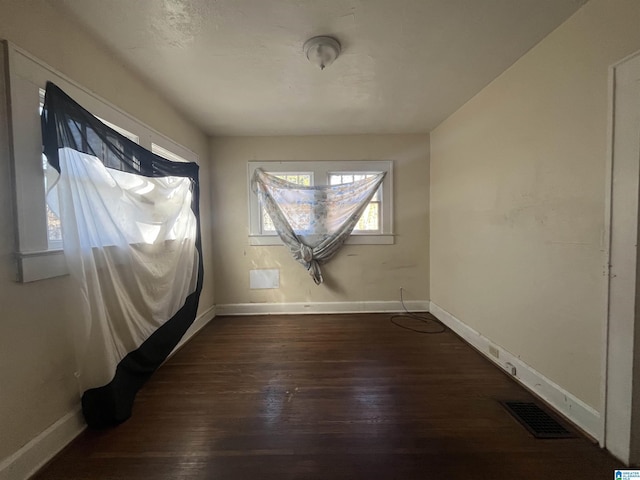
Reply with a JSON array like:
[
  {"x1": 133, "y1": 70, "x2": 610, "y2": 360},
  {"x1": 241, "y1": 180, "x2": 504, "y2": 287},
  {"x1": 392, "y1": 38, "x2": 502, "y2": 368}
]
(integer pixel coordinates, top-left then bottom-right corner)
[
  {"x1": 252, "y1": 168, "x2": 385, "y2": 284},
  {"x1": 41, "y1": 82, "x2": 203, "y2": 428}
]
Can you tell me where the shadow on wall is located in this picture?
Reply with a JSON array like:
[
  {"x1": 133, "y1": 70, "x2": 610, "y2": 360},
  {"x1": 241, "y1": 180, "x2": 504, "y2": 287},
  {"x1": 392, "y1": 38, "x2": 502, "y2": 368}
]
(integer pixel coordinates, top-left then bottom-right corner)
[{"x1": 319, "y1": 268, "x2": 347, "y2": 296}]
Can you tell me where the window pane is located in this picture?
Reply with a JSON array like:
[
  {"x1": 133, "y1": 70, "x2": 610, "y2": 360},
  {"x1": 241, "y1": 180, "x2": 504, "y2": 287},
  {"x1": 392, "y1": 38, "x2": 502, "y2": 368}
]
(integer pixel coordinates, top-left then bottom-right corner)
[
  {"x1": 355, "y1": 201, "x2": 380, "y2": 231},
  {"x1": 99, "y1": 117, "x2": 139, "y2": 144},
  {"x1": 298, "y1": 175, "x2": 311, "y2": 186},
  {"x1": 262, "y1": 209, "x2": 275, "y2": 233},
  {"x1": 151, "y1": 144, "x2": 188, "y2": 163},
  {"x1": 40, "y1": 91, "x2": 139, "y2": 249},
  {"x1": 42, "y1": 151, "x2": 62, "y2": 247},
  {"x1": 46, "y1": 203, "x2": 62, "y2": 242},
  {"x1": 328, "y1": 173, "x2": 381, "y2": 232}
]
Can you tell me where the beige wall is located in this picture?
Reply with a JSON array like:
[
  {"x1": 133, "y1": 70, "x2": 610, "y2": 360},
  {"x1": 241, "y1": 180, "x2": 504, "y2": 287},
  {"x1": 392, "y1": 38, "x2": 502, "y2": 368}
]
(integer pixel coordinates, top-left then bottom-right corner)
[
  {"x1": 211, "y1": 134, "x2": 429, "y2": 305},
  {"x1": 430, "y1": 0, "x2": 640, "y2": 411},
  {"x1": 0, "y1": 0, "x2": 213, "y2": 468}
]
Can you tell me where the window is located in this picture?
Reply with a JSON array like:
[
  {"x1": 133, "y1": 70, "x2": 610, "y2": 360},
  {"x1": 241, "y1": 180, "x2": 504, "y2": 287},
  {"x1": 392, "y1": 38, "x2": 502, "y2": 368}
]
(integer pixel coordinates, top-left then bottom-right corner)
[
  {"x1": 261, "y1": 173, "x2": 312, "y2": 233},
  {"x1": 5, "y1": 41, "x2": 197, "y2": 281},
  {"x1": 248, "y1": 161, "x2": 393, "y2": 246},
  {"x1": 39, "y1": 89, "x2": 141, "y2": 251},
  {"x1": 329, "y1": 173, "x2": 381, "y2": 232},
  {"x1": 151, "y1": 143, "x2": 190, "y2": 164}
]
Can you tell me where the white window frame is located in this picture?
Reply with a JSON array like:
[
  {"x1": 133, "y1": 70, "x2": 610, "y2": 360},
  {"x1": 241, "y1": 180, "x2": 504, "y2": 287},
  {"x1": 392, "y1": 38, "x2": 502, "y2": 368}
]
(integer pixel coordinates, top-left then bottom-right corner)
[
  {"x1": 39, "y1": 88, "x2": 141, "y2": 253},
  {"x1": 151, "y1": 143, "x2": 190, "y2": 163},
  {"x1": 247, "y1": 160, "x2": 394, "y2": 246},
  {"x1": 3, "y1": 41, "x2": 197, "y2": 282}
]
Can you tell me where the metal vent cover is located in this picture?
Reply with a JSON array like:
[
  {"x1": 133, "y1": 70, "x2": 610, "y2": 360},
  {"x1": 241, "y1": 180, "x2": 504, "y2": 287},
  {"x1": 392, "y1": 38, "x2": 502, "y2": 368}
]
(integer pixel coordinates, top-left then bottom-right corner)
[{"x1": 500, "y1": 401, "x2": 576, "y2": 439}]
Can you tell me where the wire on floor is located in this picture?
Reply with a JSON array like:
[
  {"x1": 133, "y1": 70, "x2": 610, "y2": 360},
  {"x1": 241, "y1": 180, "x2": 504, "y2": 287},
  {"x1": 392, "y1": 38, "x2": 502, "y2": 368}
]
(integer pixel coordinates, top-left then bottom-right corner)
[{"x1": 390, "y1": 288, "x2": 446, "y2": 334}]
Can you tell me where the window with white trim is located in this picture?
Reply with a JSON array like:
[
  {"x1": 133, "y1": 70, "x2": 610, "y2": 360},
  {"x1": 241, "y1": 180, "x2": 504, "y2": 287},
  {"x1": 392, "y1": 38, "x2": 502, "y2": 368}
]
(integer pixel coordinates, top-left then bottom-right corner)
[
  {"x1": 4, "y1": 41, "x2": 197, "y2": 282},
  {"x1": 248, "y1": 161, "x2": 393, "y2": 246},
  {"x1": 151, "y1": 143, "x2": 189, "y2": 164},
  {"x1": 39, "y1": 88, "x2": 141, "y2": 251},
  {"x1": 329, "y1": 173, "x2": 381, "y2": 232}
]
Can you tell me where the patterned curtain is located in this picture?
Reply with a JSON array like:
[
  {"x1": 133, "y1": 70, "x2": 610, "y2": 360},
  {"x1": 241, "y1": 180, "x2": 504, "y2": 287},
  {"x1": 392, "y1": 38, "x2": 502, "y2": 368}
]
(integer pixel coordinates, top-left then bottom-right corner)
[{"x1": 252, "y1": 168, "x2": 385, "y2": 284}]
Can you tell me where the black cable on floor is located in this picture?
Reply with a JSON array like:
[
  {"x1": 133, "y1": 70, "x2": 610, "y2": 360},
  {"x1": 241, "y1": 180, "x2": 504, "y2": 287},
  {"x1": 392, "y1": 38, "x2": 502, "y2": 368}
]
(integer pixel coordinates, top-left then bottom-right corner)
[{"x1": 390, "y1": 288, "x2": 447, "y2": 334}]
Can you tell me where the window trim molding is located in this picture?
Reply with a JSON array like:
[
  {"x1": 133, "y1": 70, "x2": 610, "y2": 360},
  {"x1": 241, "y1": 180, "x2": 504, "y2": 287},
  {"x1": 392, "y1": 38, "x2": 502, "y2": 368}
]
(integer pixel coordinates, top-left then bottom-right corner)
[
  {"x1": 3, "y1": 41, "x2": 198, "y2": 282},
  {"x1": 247, "y1": 160, "x2": 394, "y2": 246}
]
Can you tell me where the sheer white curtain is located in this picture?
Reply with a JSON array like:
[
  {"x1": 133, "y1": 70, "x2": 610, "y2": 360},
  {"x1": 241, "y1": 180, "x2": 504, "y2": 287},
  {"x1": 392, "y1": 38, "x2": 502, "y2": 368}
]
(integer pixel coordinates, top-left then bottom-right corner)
[
  {"x1": 50, "y1": 147, "x2": 198, "y2": 390},
  {"x1": 42, "y1": 82, "x2": 203, "y2": 428}
]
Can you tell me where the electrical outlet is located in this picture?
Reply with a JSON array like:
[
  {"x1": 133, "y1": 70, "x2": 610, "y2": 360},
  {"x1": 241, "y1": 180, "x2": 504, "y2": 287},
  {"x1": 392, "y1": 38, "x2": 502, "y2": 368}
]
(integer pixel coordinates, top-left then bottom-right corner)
[
  {"x1": 489, "y1": 346, "x2": 500, "y2": 359},
  {"x1": 505, "y1": 362, "x2": 517, "y2": 376}
]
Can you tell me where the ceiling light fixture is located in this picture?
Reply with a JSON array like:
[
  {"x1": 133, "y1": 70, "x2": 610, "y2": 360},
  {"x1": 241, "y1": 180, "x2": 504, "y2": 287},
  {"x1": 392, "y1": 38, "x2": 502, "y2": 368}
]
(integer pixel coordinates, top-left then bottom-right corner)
[{"x1": 303, "y1": 36, "x2": 341, "y2": 70}]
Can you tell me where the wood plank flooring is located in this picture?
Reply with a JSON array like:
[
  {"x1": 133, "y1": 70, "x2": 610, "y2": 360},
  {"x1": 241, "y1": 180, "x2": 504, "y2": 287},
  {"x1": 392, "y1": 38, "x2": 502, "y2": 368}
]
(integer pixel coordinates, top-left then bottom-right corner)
[{"x1": 34, "y1": 314, "x2": 619, "y2": 479}]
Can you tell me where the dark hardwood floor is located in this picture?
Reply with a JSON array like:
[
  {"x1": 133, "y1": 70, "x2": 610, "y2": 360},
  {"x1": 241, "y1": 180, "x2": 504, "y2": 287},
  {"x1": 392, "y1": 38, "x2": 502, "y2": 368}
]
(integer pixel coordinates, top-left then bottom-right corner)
[{"x1": 34, "y1": 314, "x2": 619, "y2": 479}]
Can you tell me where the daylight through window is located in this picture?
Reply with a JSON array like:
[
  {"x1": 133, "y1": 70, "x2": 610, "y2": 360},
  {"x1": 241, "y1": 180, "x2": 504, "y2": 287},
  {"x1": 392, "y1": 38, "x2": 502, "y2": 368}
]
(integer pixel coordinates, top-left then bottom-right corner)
[{"x1": 248, "y1": 161, "x2": 393, "y2": 246}]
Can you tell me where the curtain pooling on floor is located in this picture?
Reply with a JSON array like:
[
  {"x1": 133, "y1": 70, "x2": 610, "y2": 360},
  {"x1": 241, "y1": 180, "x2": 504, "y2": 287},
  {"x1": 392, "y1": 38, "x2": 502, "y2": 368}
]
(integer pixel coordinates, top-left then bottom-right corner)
[{"x1": 41, "y1": 82, "x2": 203, "y2": 428}]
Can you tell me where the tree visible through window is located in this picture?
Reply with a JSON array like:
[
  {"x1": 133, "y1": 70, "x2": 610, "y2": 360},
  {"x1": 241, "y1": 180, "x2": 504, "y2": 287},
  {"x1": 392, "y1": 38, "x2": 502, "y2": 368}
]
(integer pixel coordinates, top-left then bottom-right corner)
[{"x1": 42, "y1": 154, "x2": 62, "y2": 245}]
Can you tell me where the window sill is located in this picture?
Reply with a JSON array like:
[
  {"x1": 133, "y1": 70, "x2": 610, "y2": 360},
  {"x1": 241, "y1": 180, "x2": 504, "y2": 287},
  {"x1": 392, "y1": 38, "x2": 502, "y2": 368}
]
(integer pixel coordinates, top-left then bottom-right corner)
[
  {"x1": 249, "y1": 234, "x2": 395, "y2": 246},
  {"x1": 15, "y1": 240, "x2": 193, "y2": 282},
  {"x1": 16, "y1": 249, "x2": 68, "y2": 282}
]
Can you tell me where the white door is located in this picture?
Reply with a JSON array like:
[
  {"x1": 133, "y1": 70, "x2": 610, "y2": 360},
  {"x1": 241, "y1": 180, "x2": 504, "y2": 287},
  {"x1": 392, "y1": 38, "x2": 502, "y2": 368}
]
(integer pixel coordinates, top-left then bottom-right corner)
[{"x1": 606, "y1": 51, "x2": 640, "y2": 465}]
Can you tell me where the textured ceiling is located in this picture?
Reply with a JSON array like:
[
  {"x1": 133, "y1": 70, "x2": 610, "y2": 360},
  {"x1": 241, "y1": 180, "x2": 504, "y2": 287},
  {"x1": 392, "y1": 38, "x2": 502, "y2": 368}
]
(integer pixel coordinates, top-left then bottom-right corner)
[{"x1": 56, "y1": 0, "x2": 588, "y2": 136}]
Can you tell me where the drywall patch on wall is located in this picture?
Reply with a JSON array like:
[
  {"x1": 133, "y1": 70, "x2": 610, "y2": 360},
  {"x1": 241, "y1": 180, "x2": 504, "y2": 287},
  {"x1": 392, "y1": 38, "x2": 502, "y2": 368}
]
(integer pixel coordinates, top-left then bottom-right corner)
[{"x1": 250, "y1": 269, "x2": 280, "y2": 289}]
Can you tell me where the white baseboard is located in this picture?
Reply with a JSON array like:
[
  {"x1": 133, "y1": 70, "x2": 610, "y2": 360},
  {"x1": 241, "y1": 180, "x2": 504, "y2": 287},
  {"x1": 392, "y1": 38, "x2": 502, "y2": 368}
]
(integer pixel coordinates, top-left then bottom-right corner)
[
  {"x1": 0, "y1": 304, "x2": 216, "y2": 480},
  {"x1": 169, "y1": 304, "x2": 216, "y2": 357},
  {"x1": 0, "y1": 408, "x2": 85, "y2": 480},
  {"x1": 429, "y1": 301, "x2": 601, "y2": 440},
  {"x1": 215, "y1": 300, "x2": 430, "y2": 316}
]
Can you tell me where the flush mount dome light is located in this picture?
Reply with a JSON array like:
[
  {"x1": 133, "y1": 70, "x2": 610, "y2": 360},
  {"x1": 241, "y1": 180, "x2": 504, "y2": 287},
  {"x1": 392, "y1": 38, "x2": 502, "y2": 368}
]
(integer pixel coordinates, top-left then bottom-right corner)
[{"x1": 304, "y1": 36, "x2": 341, "y2": 70}]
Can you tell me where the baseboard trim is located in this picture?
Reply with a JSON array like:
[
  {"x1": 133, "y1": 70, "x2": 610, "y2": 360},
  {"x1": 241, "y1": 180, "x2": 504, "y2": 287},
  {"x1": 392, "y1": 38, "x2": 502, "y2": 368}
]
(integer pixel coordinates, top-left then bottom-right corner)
[
  {"x1": 0, "y1": 408, "x2": 85, "y2": 480},
  {"x1": 429, "y1": 301, "x2": 601, "y2": 440},
  {"x1": 0, "y1": 304, "x2": 216, "y2": 480},
  {"x1": 215, "y1": 300, "x2": 430, "y2": 316},
  {"x1": 169, "y1": 303, "x2": 216, "y2": 357}
]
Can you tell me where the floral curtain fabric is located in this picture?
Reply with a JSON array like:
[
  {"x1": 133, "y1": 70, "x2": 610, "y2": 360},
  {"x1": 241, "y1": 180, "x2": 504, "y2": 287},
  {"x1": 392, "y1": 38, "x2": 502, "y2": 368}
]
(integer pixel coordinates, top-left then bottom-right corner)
[{"x1": 252, "y1": 168, "x2": 385, "y2": 284}]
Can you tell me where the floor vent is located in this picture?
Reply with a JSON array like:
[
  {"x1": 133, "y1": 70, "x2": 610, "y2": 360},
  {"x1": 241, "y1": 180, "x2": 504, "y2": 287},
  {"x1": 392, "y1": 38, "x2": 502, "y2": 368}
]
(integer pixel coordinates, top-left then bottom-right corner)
[{"x1": 500, "y1": 401, "x2": 575, "y2": 439}]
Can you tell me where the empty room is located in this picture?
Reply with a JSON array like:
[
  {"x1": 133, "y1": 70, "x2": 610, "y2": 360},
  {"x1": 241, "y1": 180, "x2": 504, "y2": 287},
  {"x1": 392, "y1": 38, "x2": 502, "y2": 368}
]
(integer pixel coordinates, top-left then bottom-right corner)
[{"x1": 1, "y1": 0, "x2": 639, "y2": 478}]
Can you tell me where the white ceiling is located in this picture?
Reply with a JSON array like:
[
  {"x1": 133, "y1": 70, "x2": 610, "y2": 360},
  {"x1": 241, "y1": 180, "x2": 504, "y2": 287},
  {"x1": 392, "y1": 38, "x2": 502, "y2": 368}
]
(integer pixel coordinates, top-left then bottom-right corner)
[{"x1": 56, "y1": 0, "x2": 588, "y2": 136}]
